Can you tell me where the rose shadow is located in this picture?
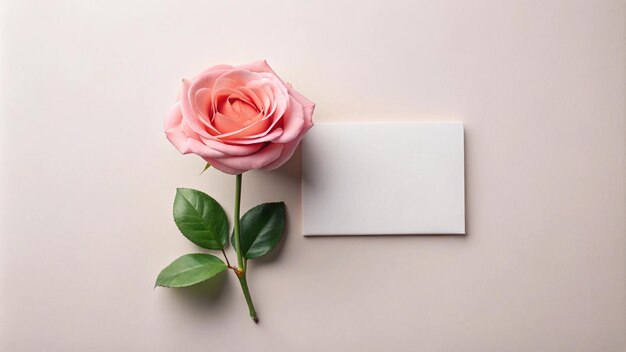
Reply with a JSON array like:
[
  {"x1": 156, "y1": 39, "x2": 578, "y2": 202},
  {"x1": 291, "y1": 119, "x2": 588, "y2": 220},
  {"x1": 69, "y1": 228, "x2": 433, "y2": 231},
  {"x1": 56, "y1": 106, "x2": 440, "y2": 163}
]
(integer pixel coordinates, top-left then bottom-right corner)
[{"x1": 166, "y1": 270, "x2": 233, "y2": 313}]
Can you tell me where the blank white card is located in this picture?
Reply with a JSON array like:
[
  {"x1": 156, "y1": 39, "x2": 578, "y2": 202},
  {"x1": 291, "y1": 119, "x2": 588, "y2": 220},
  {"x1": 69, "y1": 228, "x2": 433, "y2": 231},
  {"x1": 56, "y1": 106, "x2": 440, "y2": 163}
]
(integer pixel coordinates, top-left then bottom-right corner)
[{"x1": 302, "y1": 122, "x2": 465, "y2": 236}]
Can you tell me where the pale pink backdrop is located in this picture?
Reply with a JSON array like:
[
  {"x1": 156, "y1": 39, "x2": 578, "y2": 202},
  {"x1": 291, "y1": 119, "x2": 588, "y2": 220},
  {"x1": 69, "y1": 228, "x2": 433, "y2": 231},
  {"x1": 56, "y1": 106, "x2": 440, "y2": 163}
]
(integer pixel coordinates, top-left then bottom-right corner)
[{"x1": 1, "y1": 0, "x2": 624, "y2": 351}]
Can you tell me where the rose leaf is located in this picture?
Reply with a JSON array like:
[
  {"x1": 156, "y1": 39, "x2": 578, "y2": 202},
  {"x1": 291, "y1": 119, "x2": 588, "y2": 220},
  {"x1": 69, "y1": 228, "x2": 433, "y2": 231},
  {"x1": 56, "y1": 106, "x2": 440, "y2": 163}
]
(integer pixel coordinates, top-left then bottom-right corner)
[
  {"x1": 233, "y1": 202, "x2": 285, "y2": 259},
  {"x1": 155, "y1": 253, "x2": 227, "y2": 288},
  {"x1": 173, "y1": 188, "x2": 229, "y2": 250}
]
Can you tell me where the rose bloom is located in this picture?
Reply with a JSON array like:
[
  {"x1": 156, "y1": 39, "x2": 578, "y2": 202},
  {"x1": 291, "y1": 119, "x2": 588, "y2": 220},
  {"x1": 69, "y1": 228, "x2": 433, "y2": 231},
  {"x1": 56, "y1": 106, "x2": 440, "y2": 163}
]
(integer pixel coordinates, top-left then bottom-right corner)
[{"x1": 164, "y1": 60, "x2": 315, "y2": 175}]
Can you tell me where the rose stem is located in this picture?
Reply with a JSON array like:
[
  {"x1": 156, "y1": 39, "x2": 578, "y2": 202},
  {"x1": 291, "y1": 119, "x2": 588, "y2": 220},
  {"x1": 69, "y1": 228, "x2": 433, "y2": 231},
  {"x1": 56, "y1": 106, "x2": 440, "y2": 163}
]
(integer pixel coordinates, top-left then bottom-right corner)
[
  {"x1": 232, "y1": 173, "x2": 259, "y2": 323},
  {"x1": 220, "y1": 248, "x2": 231, "y2": 268}
]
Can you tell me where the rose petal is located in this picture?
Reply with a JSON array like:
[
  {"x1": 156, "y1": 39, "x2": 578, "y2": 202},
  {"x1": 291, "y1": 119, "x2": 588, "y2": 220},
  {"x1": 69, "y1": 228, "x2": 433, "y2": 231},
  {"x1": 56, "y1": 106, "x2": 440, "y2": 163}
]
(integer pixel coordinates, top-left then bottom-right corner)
[
  {"x1": 212, "y1": 70, "x2": 264, "y2": 99},
  {"x1": 213, "y1": 86, "x2": 256, "y2": 111},
  {"x1": 195, "y1": 88, "x2": 212, "y2": 121},
  {"x1": 258, "y1": 72, "x2": 289, "y2": 117},
  {"x1": 262, "y1": 122, "x2": 313, "y2": 170},
  {"x1": 260, "y1": 140, "x2": 299, "y2": 170},
  {"x1": 262, "y1": 99, "x2": 314, "y2": 169},
  {"x1": 190, "y1": 66, "x2": 232, "y2": 92},
  {"x1": 272, "y1": 96, "x2": 305, "y2": 143},
  {"x1": 164, "y1": 102, "x2": 191, "y2": 154},
  {"x1": 238, "y1": 85, "x2": 268, "y2": 113},
  {"x1": 187, "y1": 67, "x2": 233, "y2": 134},
  {"x1": 213, "y1": 143, "x2": 283, "y2": 173},
  {"x1": 230, "y1": 99, "x2": 259, "y2": 121},
  {"x1": 179, "y1": 117, "x2": 199, "y2": 139},
  {"x1": 187, "y1": 139, "x2": 227, "y2": 159},
  {"x1": 224, "y1": 127, "x2": 283, "y2": 145},
  {"x1": 241, "y1": 60, "x2": 315, "y2": 120},
  {"x1": 238, "y1": 75, "x2": 289, "y2": 140},
  {"x1": 217, "y1": 99, "x2": 235, "y2": 118},
  {"x1": 204, "y1": 158, "x2": 244, "y2": 175},
  {"x1": 179, "y1": 80, "x2": 214, "y2": 138},
  {"x1": 199, "y1": 137, "x2": 264, "y2": 156},
  {"x1": 287, "y1": 86, "x2": 315, "y2": 120},
  {"x1": 213, "y1": 110, "x2": 268, "y2": 137}
]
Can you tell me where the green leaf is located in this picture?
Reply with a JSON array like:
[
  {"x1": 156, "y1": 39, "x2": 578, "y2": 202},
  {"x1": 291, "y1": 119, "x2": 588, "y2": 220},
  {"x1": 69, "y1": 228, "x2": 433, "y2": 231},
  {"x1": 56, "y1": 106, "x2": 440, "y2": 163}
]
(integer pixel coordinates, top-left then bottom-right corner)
[
  {"x1": 200, "y1": 163, "x2": 211, "y2": 174},
  {"x1": 156, "y1": 253, "x2": 227, "y2": 288},
  {"x1": 233, "y1": 202, "x2": 285, "y2": 259},
  {"x1": 173, "y1": 188, "x2": 228, "y2": 250}
]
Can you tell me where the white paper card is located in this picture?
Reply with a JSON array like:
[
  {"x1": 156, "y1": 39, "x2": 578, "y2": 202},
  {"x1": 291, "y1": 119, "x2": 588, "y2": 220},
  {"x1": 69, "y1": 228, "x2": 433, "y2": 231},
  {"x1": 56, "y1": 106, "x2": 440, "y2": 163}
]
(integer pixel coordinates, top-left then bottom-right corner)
[{"x1": 302, "y1": 122, "x2": 465, "y2": 236}]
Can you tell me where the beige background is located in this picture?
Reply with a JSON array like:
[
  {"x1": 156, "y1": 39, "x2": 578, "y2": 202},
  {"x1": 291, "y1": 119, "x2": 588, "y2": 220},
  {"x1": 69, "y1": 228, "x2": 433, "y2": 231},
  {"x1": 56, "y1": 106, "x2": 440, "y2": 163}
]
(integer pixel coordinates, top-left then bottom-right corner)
[{"x1": 1, "y1": 0, "x2": 625, "y2": 351}]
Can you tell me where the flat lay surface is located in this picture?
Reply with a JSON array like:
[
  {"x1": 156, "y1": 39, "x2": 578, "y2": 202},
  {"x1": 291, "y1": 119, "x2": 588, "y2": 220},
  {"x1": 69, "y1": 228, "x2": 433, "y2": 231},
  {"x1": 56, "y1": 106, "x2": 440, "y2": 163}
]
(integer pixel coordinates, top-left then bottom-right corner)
[{"x1": 1, "y1": 0, "x2": 624, "y2": 351}]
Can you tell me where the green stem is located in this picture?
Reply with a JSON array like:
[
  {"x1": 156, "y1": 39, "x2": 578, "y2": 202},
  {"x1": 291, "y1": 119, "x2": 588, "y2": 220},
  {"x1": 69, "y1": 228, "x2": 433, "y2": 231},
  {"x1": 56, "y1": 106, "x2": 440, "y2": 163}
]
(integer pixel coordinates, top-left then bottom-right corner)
[
  {"x1": 233, "y1": 174, "x2": 244, "y2": 269},
  {"x1": 238, "y1": 275, "x2": 258, "y2": 323},
  {"x1": 232, "y1": 173, "x2": 258, "y2": 323},
  {"x1": 220, "y1": 248, "x2": 231, "y2": 268}
]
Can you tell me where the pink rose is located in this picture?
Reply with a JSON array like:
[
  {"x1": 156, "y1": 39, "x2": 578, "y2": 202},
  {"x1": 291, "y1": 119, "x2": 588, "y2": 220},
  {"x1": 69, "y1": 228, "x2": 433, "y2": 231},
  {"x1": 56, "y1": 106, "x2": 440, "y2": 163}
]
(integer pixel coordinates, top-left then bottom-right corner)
[{"x1": 164, "y1": 60, "x2": 315, "y2": 175}]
